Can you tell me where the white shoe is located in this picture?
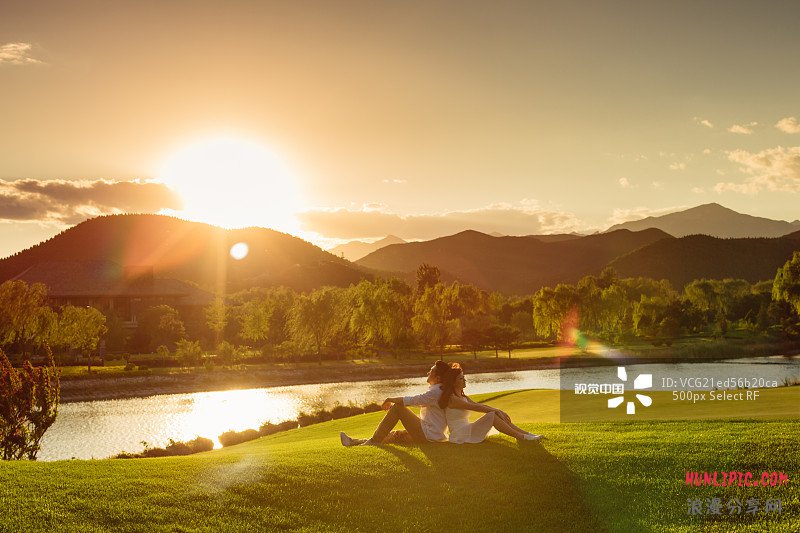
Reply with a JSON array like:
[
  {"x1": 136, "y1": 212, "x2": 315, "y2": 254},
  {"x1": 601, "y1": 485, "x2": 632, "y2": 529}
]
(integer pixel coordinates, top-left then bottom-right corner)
[
  {"x1": 522, "y1": 433, "x2": 543, "y2": 441},
  {"x1": 340, "y1": 432, "x2": 355, "y2": 447}
]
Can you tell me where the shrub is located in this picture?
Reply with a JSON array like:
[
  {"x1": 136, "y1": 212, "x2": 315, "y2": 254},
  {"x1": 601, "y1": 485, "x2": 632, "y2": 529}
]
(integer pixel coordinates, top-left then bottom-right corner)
[
  {"x1": 363, "y1": 403, "x2": 383, "y2": 413},
  {"x1": 0, "y1": 346, "x2": 60, "y2": 460},
  {"x1": 216, "y1": 341, "x2": 239, "y2": 365},
  {"x1": 219, "y1": 428, "x2": 260, "y2": 447},
  {"x1": 137, "y1": 364, "x2": 149, "y2": 371},
  {"x1": 124, "y1": 362, "x2": 136, "y2": 371},
  {"x1": 116, "y1": 437, "x2": 213, "y2": 459},
  {"x1": 156, "y1": 345, "x2": 171, "y2": 359},
  {"x1": 259, "y1": 420, "x2": 298, "y2": 436},
  {"x1": 175, "y1": 339, "x2": 203, "y2": 366}
]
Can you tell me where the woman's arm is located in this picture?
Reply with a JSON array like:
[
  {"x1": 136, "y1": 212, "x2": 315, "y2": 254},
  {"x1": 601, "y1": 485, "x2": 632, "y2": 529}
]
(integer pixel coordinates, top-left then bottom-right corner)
[{"x1": 454, "y1": 395, "x2": 512, "y2": 423}]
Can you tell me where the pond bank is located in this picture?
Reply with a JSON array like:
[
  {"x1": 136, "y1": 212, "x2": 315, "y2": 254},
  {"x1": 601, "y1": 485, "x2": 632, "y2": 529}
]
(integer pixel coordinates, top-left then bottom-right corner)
[{"x1": 58, "y1": 348, "x2": 799, "y2": 403}]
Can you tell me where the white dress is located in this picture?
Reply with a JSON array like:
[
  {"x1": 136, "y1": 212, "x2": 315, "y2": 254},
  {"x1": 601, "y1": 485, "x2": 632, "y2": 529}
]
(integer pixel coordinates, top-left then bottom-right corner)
[{"x1": 445, "y1": 407, "x2": 495, "y2": 444}]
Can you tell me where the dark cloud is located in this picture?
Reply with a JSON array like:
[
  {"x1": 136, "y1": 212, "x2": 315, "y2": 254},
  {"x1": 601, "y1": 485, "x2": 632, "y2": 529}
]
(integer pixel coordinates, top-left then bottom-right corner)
[
  {"x1": 298, "y1": 203, "x2": 586, "y2": 240},
  {"x1": 0, "y1": 178, "x2": 181, "y2": 223}
]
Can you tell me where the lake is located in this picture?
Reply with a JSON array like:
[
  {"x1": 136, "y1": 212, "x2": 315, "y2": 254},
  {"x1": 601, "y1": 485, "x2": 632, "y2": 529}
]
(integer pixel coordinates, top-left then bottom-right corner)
[{"x1": 37, "y1": 356, "x2": 800, "y2": 461}]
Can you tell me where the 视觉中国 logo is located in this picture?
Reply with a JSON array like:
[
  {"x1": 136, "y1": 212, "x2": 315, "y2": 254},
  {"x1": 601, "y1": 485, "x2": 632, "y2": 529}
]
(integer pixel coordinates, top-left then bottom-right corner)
[{"x1": 608, "y1": 366, "x2": 653, "y2": 415}]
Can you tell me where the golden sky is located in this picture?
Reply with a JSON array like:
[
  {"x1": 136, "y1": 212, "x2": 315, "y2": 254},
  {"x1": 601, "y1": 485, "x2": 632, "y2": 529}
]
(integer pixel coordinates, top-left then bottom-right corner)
[{"x1": 1, "y1": 1, "x2": 800, "y2": 256}]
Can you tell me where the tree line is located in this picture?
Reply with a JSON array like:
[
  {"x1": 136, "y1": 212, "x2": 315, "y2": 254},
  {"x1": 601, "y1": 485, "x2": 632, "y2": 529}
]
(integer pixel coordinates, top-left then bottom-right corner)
[{"x1": 2, "y1": 252, "x2": 800, "y2": 364}]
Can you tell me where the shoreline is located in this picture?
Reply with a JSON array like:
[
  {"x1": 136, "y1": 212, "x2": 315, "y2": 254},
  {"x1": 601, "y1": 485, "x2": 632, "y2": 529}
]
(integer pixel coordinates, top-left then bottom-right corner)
[{"x1": 58, "y1": 351, "x2": 798, "y2": 404}]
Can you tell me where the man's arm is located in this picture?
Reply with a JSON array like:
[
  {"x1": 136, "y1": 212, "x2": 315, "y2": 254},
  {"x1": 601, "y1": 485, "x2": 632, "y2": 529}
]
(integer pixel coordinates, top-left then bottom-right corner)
[{"x1": 381, "y1": 396, "x2": 405, "y2": 410}]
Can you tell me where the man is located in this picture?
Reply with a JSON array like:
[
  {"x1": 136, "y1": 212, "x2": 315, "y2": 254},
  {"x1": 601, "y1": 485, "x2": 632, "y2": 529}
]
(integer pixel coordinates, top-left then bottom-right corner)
[{"x1": 340, "y1": 360, "x2": 451, "y2": 446}]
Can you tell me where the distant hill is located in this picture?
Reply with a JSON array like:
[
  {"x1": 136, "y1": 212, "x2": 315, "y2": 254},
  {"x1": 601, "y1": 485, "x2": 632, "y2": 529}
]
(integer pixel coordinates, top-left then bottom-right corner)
[
  {"x1": 525, "y1": 234, "x2": 583, "y2": 243},
  {"x1": 356, "y1": 228, "x2": 672, "y2": 294},
  {"x1": 329, "y1": 235, "x2": 406, "y2": 262},
  {"x1": 608, "y1": 231, "x2": 800, "y2": 288},
  {"x1": 0, "y1": 215, "x2": 370, "y2": 293},
  {"x1": 606, "y1": 203, "x2": 799, "y2": 238}
]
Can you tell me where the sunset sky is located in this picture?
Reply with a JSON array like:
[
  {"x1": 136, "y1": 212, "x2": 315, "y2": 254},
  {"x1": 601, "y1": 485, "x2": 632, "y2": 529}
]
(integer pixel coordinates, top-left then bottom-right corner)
[{"x1": 2, "y1": 0, "x2": 800, "y2": 258}]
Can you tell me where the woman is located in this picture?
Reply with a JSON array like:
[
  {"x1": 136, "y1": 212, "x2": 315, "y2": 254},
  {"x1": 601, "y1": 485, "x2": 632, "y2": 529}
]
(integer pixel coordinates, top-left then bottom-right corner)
[{"x1": 442, "y1": 363, "x2": 543, "y2": 443}]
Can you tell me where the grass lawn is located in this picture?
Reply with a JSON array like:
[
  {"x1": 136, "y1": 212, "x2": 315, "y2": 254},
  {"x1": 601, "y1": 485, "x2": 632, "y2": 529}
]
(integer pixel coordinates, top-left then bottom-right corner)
[{"x1": 1, "y1": 389, "x2": 797, "y2": 532}]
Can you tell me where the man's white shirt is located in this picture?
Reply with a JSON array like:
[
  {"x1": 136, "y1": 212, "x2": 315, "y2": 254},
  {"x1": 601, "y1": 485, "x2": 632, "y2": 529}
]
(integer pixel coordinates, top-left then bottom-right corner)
[{"x1": 403, "y1": 384, "x2": 447, "y2": 442}]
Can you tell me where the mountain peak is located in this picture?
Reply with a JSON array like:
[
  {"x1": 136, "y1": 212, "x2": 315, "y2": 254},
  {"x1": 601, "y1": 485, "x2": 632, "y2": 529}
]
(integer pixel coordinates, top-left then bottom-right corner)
[{"x1": 606, "y1": 204, "x2": 797, "y2": 238}]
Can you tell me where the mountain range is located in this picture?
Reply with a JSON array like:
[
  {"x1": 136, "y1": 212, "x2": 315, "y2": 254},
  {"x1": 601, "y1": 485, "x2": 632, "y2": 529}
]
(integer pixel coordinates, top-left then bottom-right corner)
[
  {"x1": 3, "y1": 204, "x2": 799, "y2": 297},
  {"x1": 329, "y1": 235, "x2": 406, "y2": 262},
  {"x1": 606, "y1": 203, "x2": 800, "y2": 238},
  {"x1": 356, "y1": 228, "x2": 672, "y2": 294}
]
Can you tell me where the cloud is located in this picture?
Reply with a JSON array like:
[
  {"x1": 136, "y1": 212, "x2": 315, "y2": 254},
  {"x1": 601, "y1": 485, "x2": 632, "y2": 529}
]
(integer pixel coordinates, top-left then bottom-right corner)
[
  {"x1": 618, "y1": 177, "x2": 633, "y2": 188},
  {"x1": 651, "y1": 181, "x2": 665, "y2": 190},
  {"x1": 714, "y1": 146, "x2": 800, "y2": 194},
  {"x1": 0, "y1": 178, "x2": 181, "y2": 224},
  {"x1": 298, "y1": 201, "x2": 588, "y2": 240},
  {"x1": 607, "y1": 206, "x2": 687, "y2": 226},
  {"x1": 381, "y1": 179, "x2": 407, "y2": 184},
  {"x1": 776, "y1": 117, "x2": 800, "y2": 134},
  {"x1": 691, "y1": 187, "x2": 705, "y2": 194},
  {"x1": 693, "y1": 117, "x2": 714, "y2": 128},
  {"x1": 727, "y1": 122, "x2": 758, "y2": 134},
  {"x1": 0, "y1": 42, "x2": 43, "y2": 65},
  {"x1": 669, "y1": 162, "x2": 686, "y2": 171},
  {"x1": 702, "y1": 148, "x2": 712, "y2": 155}
]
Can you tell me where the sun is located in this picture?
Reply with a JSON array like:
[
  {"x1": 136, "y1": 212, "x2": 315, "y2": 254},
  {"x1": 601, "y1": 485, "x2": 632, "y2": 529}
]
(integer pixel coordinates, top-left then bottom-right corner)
[{"x1": 158, "y1": 135, "x2": 303, "y2": 231}]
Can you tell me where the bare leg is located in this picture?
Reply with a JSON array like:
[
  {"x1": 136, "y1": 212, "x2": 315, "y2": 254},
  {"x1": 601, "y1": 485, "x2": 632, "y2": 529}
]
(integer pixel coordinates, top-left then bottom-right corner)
[
  {"x1": 492, "y1": 416, "x2": 527, "y2": 440},
  {"x1": 503, "y1": 419, "x2": 534, "y2": 436},
  {"x1": 363, "y1": 404, "x2": 426, "y2": 444}
]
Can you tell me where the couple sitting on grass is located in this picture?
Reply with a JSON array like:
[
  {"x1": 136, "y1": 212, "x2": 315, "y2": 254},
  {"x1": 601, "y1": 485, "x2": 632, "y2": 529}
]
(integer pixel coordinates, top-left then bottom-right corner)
[{"x1": 341, "y1": 360, "x2": 543, "y2": 447}]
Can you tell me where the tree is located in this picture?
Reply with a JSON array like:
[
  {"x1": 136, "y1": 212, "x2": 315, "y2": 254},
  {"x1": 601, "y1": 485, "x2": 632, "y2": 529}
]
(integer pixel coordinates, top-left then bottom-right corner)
[
  {"x1": 349, "y1": 280, "x2": 412, "y2": 356},
  {"x1": 289, "y1": 287, "x2": 341, "y2": 363},
  {"x1": 57, "y1": 306, "x2": 108, "y2": 373},
  {"x1": 411, "y1": 284, "x2": 450, "y2": 354},
  {"x1": 460, "y1": 328, "x2": 485, "y2": 360},
  {"x1": 0, "y1": 345, "x2": 60, "y2": 460},
  {"x1": 175, "y1": 339, "x2": 203, "y2": 367},
  {"x1": 498, "y1": 325, "x2": 521, "y2": 359},
  {"x1": 532, "y1": 285, "x2": 575, "y2": 341},
  {"x1": 133, "y1": 305, "x2": 185, "y2": 352},
  {"x1": 0, "y1": 281, "x2": 53, "y2": 357},
  {"x1": 239, "y1": 299, "x2": 272, "y2": 345},
  {"x1": 205, "y1": 298, "x2": 227, "y2": 346},
  {"x1": 773, "y1": 251, "x2": 800, "y2": 316},
  {"x1": 415, "y1": 264, "x2": 440, "y2": 294}
]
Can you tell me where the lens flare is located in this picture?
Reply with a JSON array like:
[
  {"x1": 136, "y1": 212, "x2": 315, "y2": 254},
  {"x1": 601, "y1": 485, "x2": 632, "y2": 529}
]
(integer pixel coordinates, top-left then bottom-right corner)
[{"x1": 230, "y1": 242, "x2": 249, "y2": 260}]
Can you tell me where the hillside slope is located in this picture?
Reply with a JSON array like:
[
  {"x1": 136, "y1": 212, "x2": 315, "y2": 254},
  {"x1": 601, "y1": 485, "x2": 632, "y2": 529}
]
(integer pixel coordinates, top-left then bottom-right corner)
[
  {"x1": 609, "y1": 232, "x2": 800, "y2": 287},
  {"x1": 0, "y1": 214, "x2": 369, "y2": 293}
]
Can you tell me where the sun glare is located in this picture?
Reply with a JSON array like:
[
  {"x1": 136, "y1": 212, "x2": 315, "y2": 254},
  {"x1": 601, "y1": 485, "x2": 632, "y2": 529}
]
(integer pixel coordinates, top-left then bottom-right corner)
[
  {"x1": 158, "y1": 135, "x2": 302, "y2": 231},
  {"x1": 229, "y1": 242, "x2": 249, "y2": 260}
]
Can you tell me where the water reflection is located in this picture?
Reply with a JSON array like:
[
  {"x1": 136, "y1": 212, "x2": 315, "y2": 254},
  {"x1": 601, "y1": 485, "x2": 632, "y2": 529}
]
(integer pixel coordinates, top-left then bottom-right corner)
[{"x1": 38, "y1": 356, "x2": 798, "y2": 461}]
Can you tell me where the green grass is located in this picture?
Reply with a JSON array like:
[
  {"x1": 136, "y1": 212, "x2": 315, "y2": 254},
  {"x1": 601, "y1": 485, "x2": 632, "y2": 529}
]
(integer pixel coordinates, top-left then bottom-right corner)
[{"x1": 1, "y1": 390, "x2": 797, "y2": 532}]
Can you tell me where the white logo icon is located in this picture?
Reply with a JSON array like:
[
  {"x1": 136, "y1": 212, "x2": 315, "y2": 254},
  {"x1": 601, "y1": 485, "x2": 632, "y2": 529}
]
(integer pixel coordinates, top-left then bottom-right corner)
[{"x1": 608, "y1": 367, "x2": 652, "y2": 415}]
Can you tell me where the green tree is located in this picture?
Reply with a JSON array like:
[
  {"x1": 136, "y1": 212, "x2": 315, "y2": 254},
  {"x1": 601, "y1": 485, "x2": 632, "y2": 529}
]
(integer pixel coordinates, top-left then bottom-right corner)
[
  {"x1": 773, "y1": 251, "x2": 800, "y2": 316},
  {"x1": 205, "y1": 297, "x2": 227, "y2": 346},
  {"x1": 460, "y1": 327, "x2": 485, "y2": 360},
  {"x1": 175, "y1": 339, "x2": 203, "y2": 367},
  {"x1": 411, "y1": 284, "x2": 450, "y2": 354},
  {"x1": 349, "y1": 280, "x2": 411, "y2": 356},
  {"x1": 289, "y1": 287, "x2": 341, "y2": 363},
  {"x1": 133, "y1": 305, "x2": 185, "y2": 352},
  {"x1": 415, "y1": 264, "x2": 440, "y2": 295},
  {"x1": 0, "y1": 281, "x2": 53, "y2": 357},
  {"x1": 0, "y1": 345, "x2": 60, "y2": 460},
  {"x1": 57, "y1": 306, "x2": 108, "y2": 372},
  {"x1": 532, "y1": 285, "x2": 575, "y2": 341}
]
